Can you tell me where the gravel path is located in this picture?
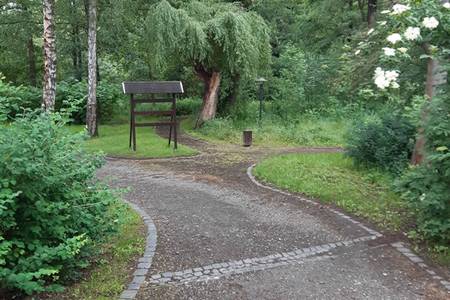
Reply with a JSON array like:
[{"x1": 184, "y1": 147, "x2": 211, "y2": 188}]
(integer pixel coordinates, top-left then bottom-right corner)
[{"x1": 97, "y1": 130, "x2": 449, "y2": 300}]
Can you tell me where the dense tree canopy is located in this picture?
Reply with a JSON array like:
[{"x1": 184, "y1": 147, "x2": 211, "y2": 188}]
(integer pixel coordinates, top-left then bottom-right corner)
[{"x1": 142, "y1": 0, "x2": 271, "y2": 124}]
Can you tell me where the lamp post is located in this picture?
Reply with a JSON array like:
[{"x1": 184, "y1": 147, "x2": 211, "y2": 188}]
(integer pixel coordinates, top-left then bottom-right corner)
[{"x1": 255, "y1": 77, "x2": 267, "y2": 125}]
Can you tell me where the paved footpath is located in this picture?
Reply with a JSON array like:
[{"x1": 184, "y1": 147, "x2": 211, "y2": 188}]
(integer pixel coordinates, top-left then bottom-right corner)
[{"x1": 97, "y1": 133, "x2": 449, "y2": 300}]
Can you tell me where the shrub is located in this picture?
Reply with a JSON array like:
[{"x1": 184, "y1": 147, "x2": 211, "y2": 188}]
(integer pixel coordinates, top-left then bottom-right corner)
[
  {"x1": 0, "y1": 112, "x2": 121, "y2": 295},
  {"x1": 176, "y1": 97, "x2": 202, "y2": 116},
  {"x1": 0, "y1": 79, "x2": 125, "y2": 124},
  {"x1": 345, "y1": 112, "x2": 416, "y2": 174},
  {"x1": 271, "y1": 45, "x2": 338, "y2": 118},
  {"x1": 0, "y1": 80, "x2": 41, "y2": 121},
  {"x1": 56, "y1": 80, "x2": 126, "y2": 124},
  {"x1": 396, "y1": 95, "x2": 450, "y2": 244}
]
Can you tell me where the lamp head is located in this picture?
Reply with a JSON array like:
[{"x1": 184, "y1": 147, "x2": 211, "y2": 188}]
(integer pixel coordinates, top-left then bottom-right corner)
[{"x1": 255, "y1": 77, "x2": 267, "y2": 83}]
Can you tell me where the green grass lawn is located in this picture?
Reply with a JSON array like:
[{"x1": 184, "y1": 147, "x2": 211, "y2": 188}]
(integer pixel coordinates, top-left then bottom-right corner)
[
  {"x1": 182, "y1": 116, "x2": 348, "y2": 147},
  {"x1": 68, "y1": 124, "x2": 197, "y2": 158},
  {"x1": 47, "y1": 205, "x2": 145, "y2": 299},
  {"x1": 254, "y1": 152, "x2": 411, "y2": 231}
]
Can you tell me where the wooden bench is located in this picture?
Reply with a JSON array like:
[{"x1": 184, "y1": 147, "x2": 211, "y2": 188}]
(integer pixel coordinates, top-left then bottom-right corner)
[{"x1": 122, "y1": 81, "x2": 184, "y2": 151}]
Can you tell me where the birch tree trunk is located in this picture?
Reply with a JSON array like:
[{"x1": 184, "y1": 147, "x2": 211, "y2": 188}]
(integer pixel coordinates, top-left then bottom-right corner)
[
  {"x1": 42, "y1": 0, "x2": 56, "y2": 111},
  {"x1": 86, "y1": 0, "x2": 98, "y2": 137}
]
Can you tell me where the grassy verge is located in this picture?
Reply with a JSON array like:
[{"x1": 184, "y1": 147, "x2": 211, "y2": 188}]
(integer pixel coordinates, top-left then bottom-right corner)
[
  {"x1": 182, "y1": 116, "x2": 348, "y2": 147},
  {"x1": 68, "y1": 124, "x2": 197, "y2": 158},
  {"x1": 47, "y1": 205, "x2": 145, "y2": 299},
  {"x1": 254, "y1": 152, "x2": 450, "y2": 266},
  {"x1": 254, "y1": 152, "x2": 410, "y2": 230}
]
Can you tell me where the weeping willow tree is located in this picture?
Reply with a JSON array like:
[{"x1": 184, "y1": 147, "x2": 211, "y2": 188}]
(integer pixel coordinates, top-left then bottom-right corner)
[{"x1": 144, "y1": 0, "x2": 271, "y2": 126}]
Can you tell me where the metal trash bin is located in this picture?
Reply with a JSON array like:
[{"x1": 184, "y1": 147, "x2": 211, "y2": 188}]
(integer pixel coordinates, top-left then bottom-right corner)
[{"x1": 243, "y1": 130, "x2": 252, "y2": 147}]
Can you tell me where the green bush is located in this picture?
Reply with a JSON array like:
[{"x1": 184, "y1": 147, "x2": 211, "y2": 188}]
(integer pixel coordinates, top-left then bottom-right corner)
[
  {"x1": 176, "y1": 97, "x2": 202, "y2": 116},
  {"x1": 345, "y1": 112, "x2": 416, "y2": 174},
  {"x1": 0, "y1": 79, "x2": 125, "y2": 124},
  {"x1": 0, "y1": 112, "x2": 121, "y2": 295},
  {"x1": 0, "y1": 80, "x2": 41, "y2": 120},
  {"x1": 56, "y1": 80, "x2": 126, "y2": 124},
  {"x1": 270, "y1": 45, "x2": 338, "y2": 118},
  {"x1": 397, "y1": 95, "x2": 450, "y2": 244}
]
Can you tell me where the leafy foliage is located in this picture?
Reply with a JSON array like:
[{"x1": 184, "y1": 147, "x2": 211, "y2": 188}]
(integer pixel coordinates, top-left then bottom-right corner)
[
  {"x1": 396, "y1": 94, "x2": 450, "y2": 244},
  {"x1": 143, "y1": 0, "x2": 271, "y2": 80},
  {"x1": 56, "y1": 80, "x2": 126, "y2": 124},
  {"x1": 271, "y1": 45, "x2": 339, "y2": 117},
  {"x1": 0, "y1": 79, "x2": 41, "y2": 121},
  {"x1": 345, "y1": 112, "x2": 416, "y2": 174},
  {"x1": 0, "y1": 112, "x2": 121, "y2": 295},
  {"x1": 0, "y1": 78, "x2": 125, "y2": 124}
]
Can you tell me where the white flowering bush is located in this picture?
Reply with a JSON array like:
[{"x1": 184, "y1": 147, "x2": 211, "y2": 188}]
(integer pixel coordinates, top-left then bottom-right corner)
[
  {"x1": 351, "y1": 0, "x2": 449, "y2": 92},
  {"x1": 367, "y1": 0, "x2": 450, "y2": 90},
  {"x1": 350, "y1": 0, "x2": 450, "y2": 246}
]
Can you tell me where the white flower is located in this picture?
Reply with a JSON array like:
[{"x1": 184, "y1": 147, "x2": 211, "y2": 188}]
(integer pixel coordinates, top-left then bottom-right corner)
[
  {"x1": 355, "y1": 49, "x2": 361, "y2": 55},
  {"x1": 374, "y1": 75, "x2": 390, "y2": 89},
  {"x1": 422, "y1": 17, "x2": 439, "y2": 29},
  {"x1": 381, "y1": 10, "x2": 390, "y2": 14},
  {"x1": 387, "y1": 33, "x2": 402, "y2": 44},
  {"x1": 368, "y1": 28, "x2": 375, "y2": 35},
  {"x1": 374, "y1": 67, "x2": 390, "y2": 89},
  {"x1": 392, "y1": 4, "x2": 411, "y2": 15},
  {"x1": 443, "y1": 3, "x2": 450, "y2": 9},
  {"x1": 379, "y1": 21, "x2": 387, "y2": 26},
  {"x1": 383, "y1": 47, "x2": 396, "y2": 56},
  {"x1": 398, "y1": 47, "x2": 408, "y2": 53},
  {"x1": 373, "y1": 67, "x2": 400, "y2": 90},
  {"x1": 385, "y1": 70, "x2": 399, "y2": 82},
  {"x1": 404, "y1": 27, "x2": 421, "y2": 41},
  {"x1": 374, "y1": 67, "x2": 384, "y2": 78}
]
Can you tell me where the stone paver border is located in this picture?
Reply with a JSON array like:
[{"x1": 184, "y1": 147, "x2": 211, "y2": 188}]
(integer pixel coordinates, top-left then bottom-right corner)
[
  {"x1": 391, "y1": 242, "x2": 450, "y2": 292},
  {"x1": 248, "y1": 164, "x2": 450, "y2": 294},
  {"x1": 149, "y1": 235, "x2": 378, "y2": 286},
  {"x1": 119, "y1": 200, "x2": 158, "y2": 300}
]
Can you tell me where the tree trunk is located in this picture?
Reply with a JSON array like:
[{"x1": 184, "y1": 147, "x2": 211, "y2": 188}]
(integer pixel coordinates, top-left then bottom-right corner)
[
  {"x1": 96, "y1": 60, "x2": 101, "y2": 82},
  {"x1": 42, "y1": 0, "x2": 56, "y2": 111},
  {"x1": 226, "y1": 74, "x2": 240, "y2": 109},
  {"x1": 357, "y1": 0, "x2": 366, "y2": 22},
  {"x1": 367, "y1": 0, "x2": 377, "y2": 28},
  {"x1": 194, "y1": 66, "x2": 221, "y2": 128},
  {"x1": 86, "y1": 0, "x2": 98, "y2": 137},
  {"x1": 27, "y1": 36, "x2": 37, "y2": 87},
  {"x1": 72, "y1": 24, "x2": 83, "y2": 81},
  {"x1": 411, "y1": 58, "x2": 439, "y2": 165}
]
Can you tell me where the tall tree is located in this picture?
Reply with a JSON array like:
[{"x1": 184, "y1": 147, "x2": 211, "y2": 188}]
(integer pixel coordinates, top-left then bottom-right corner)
[
  {"x1": 27, "y1": 36, "x2": 37, "y2": 87},
  {"x1": 42, "y1": 0, "x2": 56, "y2": 111},
  {"x1": 144, "y1": 0, "x2": 270, "y2": 126},
  {"x1": 367, "y1": 0, "x2": 377, "y2": 28},
  {"x1": 86, "y1": 0, "x2": 98, "y2": 136}
]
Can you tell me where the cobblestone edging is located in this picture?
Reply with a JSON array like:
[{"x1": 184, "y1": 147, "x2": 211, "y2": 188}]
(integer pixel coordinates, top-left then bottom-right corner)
[
  {"x1": 119, "y1": 200, "x2": 158, "y2": 300},
  {"x1": 149, "y1": 235, "x2": 377, "y2": 286},
  {"x1": 391, "y1": 242, "x2": 450, "y2": 292},
  {"x1": 246, "y1": 164, "x2": 382, "y2": 238},
  {"x1": 247, "y1": 164, "x2": 449, "y2": 294}
]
